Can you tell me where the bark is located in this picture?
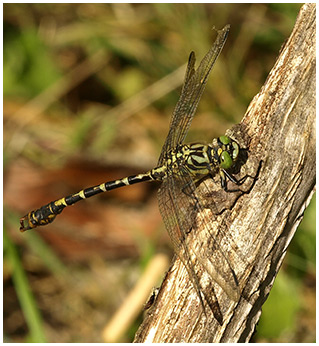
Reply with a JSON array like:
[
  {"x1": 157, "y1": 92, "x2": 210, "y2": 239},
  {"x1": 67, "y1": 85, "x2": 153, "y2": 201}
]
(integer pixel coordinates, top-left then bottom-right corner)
[{"x1": 134, "y1": 3, "x2": 315, "y2": 343}]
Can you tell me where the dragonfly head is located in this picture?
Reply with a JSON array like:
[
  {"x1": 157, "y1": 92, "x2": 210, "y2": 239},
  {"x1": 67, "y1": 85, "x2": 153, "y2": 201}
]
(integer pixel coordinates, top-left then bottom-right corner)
[{"x1": 216, "y1": 135, "x2": 239, "y2": 170}]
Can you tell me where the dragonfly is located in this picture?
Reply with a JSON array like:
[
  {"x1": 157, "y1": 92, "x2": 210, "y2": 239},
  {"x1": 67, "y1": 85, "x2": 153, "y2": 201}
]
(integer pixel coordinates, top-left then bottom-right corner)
[{"x1": 20, "y1": 25, "x2": 250, "y2": 324}]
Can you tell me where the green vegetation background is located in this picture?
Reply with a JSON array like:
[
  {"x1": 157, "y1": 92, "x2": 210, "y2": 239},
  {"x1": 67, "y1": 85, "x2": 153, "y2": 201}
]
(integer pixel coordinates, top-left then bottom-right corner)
[{"x1": 4, "y1": 3, "x2": 315, "y2": 342}]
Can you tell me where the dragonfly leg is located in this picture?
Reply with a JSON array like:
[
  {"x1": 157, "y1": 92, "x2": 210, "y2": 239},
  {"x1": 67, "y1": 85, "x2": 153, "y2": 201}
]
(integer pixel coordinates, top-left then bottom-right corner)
[{"x1": 221, "y1": 160, "x2": 263, "y2": 192}]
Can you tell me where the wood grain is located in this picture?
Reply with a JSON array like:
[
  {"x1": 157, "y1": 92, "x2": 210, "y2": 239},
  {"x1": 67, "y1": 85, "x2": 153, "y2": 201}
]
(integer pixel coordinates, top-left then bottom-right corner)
[{"x1": 134, "y1": 3, "x2": 315, "y2": 342}]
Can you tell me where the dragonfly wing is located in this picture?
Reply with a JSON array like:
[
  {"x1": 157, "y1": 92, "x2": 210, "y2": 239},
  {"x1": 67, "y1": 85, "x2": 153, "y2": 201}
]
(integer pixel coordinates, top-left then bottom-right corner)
[
  {"x1": 158, "y1": 169, "x2": 240, "y2": 305},
  {"x1": 158, "y1": 25, "x2": 230, "y2": 166},
  {"x1": 158, "y1": 174, "x2": 225, "y2": 323},
  {"x1": 157, "y1": 176, "x2": 205, "y2": 301},
  {"x1": 191, "y1": 178, "x2": 243, "y2": 302}
]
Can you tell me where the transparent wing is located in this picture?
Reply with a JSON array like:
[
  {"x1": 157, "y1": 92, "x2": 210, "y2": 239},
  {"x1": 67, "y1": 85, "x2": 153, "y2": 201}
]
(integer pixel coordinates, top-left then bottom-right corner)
[
  {"x1": 158, "y1": 169, "x2": 240, "y2": 309},
  {"x1": 190, "y1": 178, "x2": 243, "y2": 302},
  {"x1": 158, "y1": 175, "x2": 222, "y2": 323},
  {"x1": 158, "y1": 25, "x2": 230, "y2": 166}
]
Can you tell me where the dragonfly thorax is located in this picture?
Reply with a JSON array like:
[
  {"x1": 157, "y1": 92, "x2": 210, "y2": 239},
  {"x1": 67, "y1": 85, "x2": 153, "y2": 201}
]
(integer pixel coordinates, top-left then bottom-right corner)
[
  {"x1": 158, "y1": 135, "x2": 239, "y2": 180},
  {"x1": 181, "y1": 143, "x2": 217, "y2": 177}
]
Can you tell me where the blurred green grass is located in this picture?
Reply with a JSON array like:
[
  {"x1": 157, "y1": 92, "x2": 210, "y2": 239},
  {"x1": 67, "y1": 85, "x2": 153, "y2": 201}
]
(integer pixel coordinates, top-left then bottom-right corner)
[{"x1": 4, "y1": 3, "x2": 314, "y2": 343}]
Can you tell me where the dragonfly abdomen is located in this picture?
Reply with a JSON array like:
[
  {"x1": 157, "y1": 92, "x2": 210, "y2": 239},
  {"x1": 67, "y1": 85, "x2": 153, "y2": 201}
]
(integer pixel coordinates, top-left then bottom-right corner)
[{"x1": 19, "y1": 170, "x2": 164, "y2": 232}]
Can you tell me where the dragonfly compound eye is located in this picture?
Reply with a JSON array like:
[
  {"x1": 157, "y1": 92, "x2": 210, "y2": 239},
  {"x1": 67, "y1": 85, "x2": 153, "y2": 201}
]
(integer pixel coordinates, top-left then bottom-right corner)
[
  {"x1": 220, "y1": 151, "x2": 233, "y2": 169},
  {"x1": 219, "y1": 135, "x2": 231, "y2": 145}
]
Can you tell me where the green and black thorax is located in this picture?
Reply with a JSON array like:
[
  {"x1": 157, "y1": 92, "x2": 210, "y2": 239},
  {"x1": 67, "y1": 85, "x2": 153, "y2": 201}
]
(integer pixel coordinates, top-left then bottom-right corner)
[{"x1": 154, "y1": 135, "x2": 239, "y2": 180}]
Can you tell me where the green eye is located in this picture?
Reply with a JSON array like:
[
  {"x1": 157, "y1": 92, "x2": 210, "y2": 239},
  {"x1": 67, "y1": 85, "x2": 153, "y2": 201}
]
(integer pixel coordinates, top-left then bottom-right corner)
[
  {"x1": 219, "y1": 135, "x2": 231, "y2": 145},
  {"x1": 220, "y1": 151, "x2": 233, "y2": 169}
]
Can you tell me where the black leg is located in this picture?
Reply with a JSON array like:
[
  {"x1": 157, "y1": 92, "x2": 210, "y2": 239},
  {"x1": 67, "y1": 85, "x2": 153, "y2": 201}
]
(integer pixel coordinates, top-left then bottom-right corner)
[{"x1": 221, "y1": 160, "x2": 262, "y2": 193}]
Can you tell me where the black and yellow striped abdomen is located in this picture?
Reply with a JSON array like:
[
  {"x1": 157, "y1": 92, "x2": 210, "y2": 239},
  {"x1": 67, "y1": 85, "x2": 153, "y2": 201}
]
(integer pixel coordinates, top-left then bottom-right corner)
[{"x1": 20, "y1": 170, "x2": 163, "y2": 231}]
